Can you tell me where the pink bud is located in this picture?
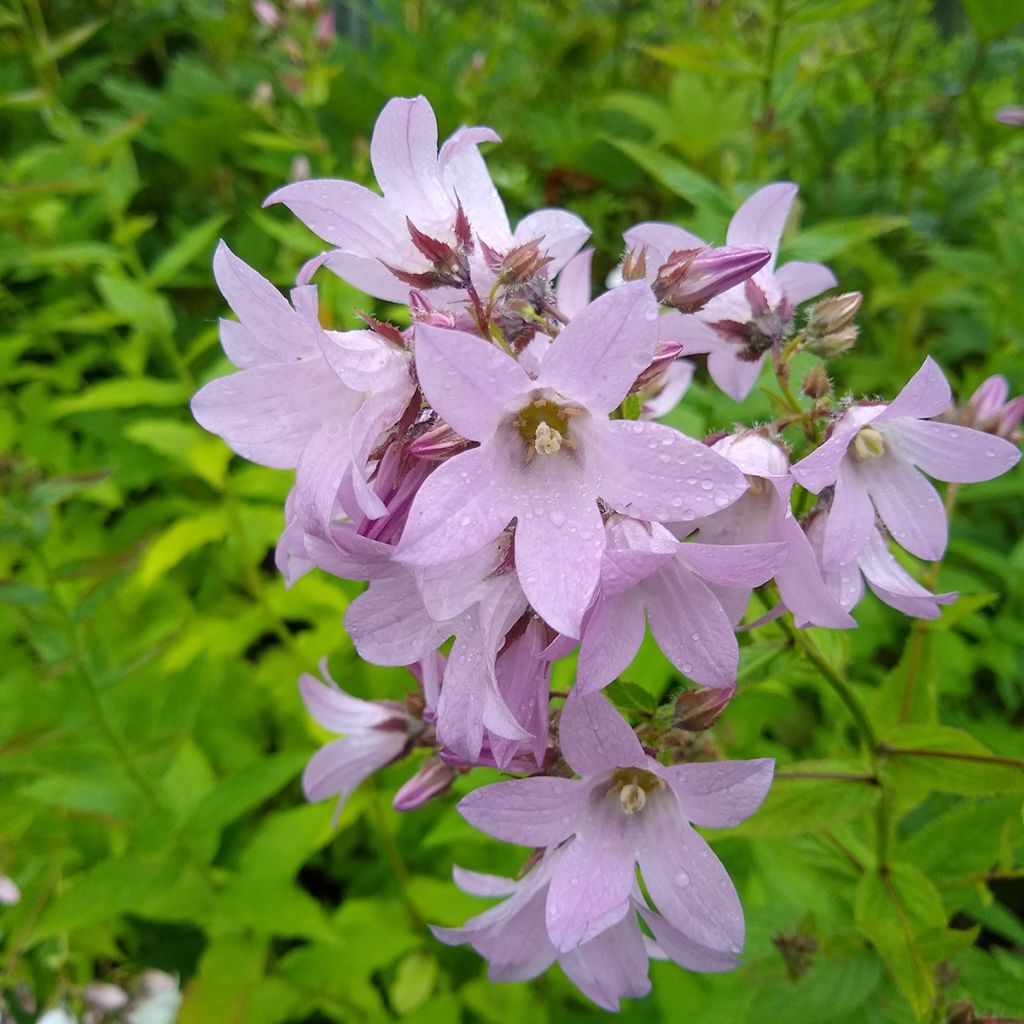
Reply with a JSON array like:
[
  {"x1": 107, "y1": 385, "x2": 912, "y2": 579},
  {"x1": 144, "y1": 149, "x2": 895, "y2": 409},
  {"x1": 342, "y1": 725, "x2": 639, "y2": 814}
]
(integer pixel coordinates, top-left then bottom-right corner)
[
  {"x1": 393, "y1": 758, "x2": 457, "y2": 811},
  {"x1": 252, "y1": 0, "x2": 282, "y2": 28},
  {"x1": 85, "y1": 982, "x2": 129, "y2": 1012},
  {"x1": 0, "y1": 875, "x2": 20, "y2": 905},
  {"x1": 673, "y1": 685, "x2": 735, "y2": 731},
  {"x1": 655, "y1": 245, "x2": 771, "y2": 313},
  {"x1": 968, "y1": 376, "x2": 1010, "y2": 426},
  {"x1": 314, "y1": 11, "x2": 335, "y2": 46},
  {"x1": 409, "y1": 421, "x2": 473, "y2": 461}
]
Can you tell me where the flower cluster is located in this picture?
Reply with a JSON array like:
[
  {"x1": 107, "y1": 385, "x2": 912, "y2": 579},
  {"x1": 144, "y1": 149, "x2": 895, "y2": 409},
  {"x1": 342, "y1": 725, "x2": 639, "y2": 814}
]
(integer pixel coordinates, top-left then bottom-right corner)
[{"x1": 191, "y1": 96, "x2": 1020, "y2": 1010}]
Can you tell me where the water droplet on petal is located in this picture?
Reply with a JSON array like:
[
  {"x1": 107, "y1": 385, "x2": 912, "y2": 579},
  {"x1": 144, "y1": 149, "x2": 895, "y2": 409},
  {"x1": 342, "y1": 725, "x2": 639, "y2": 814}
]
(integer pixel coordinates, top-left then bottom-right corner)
[
  {"x1": 674, "y1": 870, "x2": 690, "y2": 887},
  {"x1": 549, "y1": 510, "x2": 566, "y2": 527}
]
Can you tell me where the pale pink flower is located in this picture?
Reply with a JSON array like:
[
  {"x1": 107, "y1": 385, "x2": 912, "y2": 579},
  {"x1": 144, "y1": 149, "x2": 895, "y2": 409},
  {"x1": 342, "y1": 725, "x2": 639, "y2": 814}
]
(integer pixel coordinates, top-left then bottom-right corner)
[
  {"x1": 396, "y1": 282, "x2": 748, "y2": 637},
  {"x1": 791, "y1": 357, "x2": 1020, "y2": 566},
  {"x1": 459, "y1": 692, "x2": 773, "y2": 953}
]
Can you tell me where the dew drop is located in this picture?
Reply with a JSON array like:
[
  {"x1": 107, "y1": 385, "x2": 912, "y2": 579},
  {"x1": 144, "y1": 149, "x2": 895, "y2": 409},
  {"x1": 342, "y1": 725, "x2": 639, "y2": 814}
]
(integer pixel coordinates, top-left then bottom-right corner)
[
  {"x1": 700, "y1": 478, "x2": 714, "y2": 491},
  {"x1": 460, "y1": 515, "x2": 472, "y2": 527},
  {"x1": 673, "y1": 870, "x2": 690, "y2": 887},
  {"x1": 671, "y1": 496, "x2": 684, "y2": 508},
  {"x1": 549, "y1": 510, "x2": 566, "y2": 527}
]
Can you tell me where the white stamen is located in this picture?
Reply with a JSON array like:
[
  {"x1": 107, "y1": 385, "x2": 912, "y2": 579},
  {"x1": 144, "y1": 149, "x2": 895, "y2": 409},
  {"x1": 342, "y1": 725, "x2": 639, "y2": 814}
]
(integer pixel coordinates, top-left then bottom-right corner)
[
  {"x1": 852, "y1": 425, "x2": 885, "y2": 460},
  {"x1": 619, "y1": 783, "x2": 646, "y2": 815},
  {"x1": 534, "y1": 421, "x2": 562, "y2": 455}
]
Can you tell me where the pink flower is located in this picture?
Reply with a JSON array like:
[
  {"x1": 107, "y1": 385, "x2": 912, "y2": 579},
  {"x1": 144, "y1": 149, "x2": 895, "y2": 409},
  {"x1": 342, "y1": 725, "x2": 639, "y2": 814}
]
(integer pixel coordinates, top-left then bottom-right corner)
[
  {"x1": 396, "y1": 282, "x2": 748, "y2": 637},
  {"x1": 265, "y1": 96, "x2": 589, "y2": 305},
  {"x1": 433, "y1": 848, "x2": 739, "y2": 1011},
  {"x1": 963, "y1": 375, "x2": 1024, "y2": 439},
  {"x1": 576, "y1": 516, "x2": 788, "y2": 692},
  {"x1": 458, "y1": 691, "x2": 773, "y2": 954},
  {"x1": 299, "y1": 663, "x2": 420, "y2": 818},
  {"x1": 626, "y1": 183, "x2": 837, "y2": 400},
  {"x1": 192, "y1": 243, "x2": 415, "y2": 535},
  {"x1": 791, "y1": 357, "x2": 1020, "y2": 566}
]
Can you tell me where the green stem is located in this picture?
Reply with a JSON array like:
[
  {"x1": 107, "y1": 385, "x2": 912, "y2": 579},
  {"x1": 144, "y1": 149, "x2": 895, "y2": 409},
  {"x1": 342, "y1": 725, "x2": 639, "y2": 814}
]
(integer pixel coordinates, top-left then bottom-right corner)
[
  {"x1": 365, "y1": 782, "x2": 426, "y2": 935},
  {"x1": 877, "y1": 745, "x2": 1024, "y2": 771}
]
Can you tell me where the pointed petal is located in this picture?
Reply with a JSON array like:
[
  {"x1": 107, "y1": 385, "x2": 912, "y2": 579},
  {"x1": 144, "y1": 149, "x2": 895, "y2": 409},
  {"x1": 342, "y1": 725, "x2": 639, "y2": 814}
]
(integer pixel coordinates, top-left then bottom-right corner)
[
  {"x1": 458, "y1": 777, "x2": 581, "y2": 846},
  {"x1": 292, "y1": 420, "x2": 355, "y2": 534},
  {"x1": 559, "y1": 913, "x2": 651, "y2": 1011},
  {"x1": 875, "y1": 357, "x2": 952, "y2": 422},
  {"x1": 558, "y1": 691, "x2": 646, "y2": 776},
  {"x1": 302, "y1": 732, "x2": 405, "y2": 803},
  {"x1": 320, "y1": 249, "x2": 412, "y2": 303},
  {"x1": 656, "y1": 311, "x2": 723, "y2": 356},
  {"x1": 593, "y1": 420, "x2": 747, "y2": 523},
  {"x1": 644, "y1": 559, "x2": 738, "y2": 687},
  {"x1": 263, "y1": 179, "x2": 406, "y2": 255},
  {"x1": 414, "y1": 323, "x2": 531, "y2": 440},
  {"x1": 214, "y1": 242, "x2": 315, "y2": 358},
  {"x1": 706, "y1": 349, "x2": 765, "y2": 402},
  {"x1": 576, "y1": 592, "x2": 647, "y2": 694},
  {"x1": 726, "y1": 182, "x2": 797, "y2": 268},
  {"x1": 774, "y1": 515, "x2": 856, "y2": 628},
  {"x1": 513, "y1": 457, "x2": 603, "y2": 638},
  {"x1": 398, "y1": 443, "x2": 515, "y2": 566},
  {"x1": 791, "y1": 405, "x2": 878, "y2": 493},
  {"x1": 659, "y1": 759, "x2": 774, "y2": 828},
  {"x1": 298, "y1": 673, "x2": 394, "y2": 733},
  {"x1": 859, "y1": 528, "x2": 956, "y2": 619},
  {"x1": 680, "y1": 542, "x2": 788, "y2": 587},
  {"x1": 861, "y1": 455, "x2": 947, "y2": 560},
  {"x1": 547, "y1": 805, "x2": 636, "y2": 951},
  {"x1": 451, "y1": 864, "x2": 519, "y2": 898},
  {"x1": 773, "y1": 260, "x2": 837, "y2": 305},
  {"x1": 438, "y1": 125, "x2": 511, "y2": 246},
  {"x1": 885, "y1": 419, "x2": 1020, "y2": 483},
  {"x1": 370, "y1": 96, "x2": 449, "y2": 223},
  {"x1": 556, "y1": 248, "x2": 593, "y2": 321},
  {"x1": 513, "y1": 209, "x2": 591, "y2": 277},
  {"x1": 539, "y1": 282, "x2": 659, "y2": 415},
  {"x1": 637, "y1": 796, "x2": 744, "y2": 952},
  {"x1": 344, "y1": 574, "x2": 452, "y2": 666},
  {"x1": 639, "y1": 909, "x2": 739, "y2": 973},
  {"x1": 822, "y1": 458, "x2": 876, "y2": 567}
]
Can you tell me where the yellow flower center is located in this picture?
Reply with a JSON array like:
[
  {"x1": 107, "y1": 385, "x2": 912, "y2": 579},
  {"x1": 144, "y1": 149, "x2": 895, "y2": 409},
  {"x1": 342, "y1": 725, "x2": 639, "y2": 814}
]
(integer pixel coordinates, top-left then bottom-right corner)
[
  {"x1": 852, "y1": 425, "x2": 885, "y2": 461},
  {"x1": 512, "y1": 397, "x2": 579, "y2": 462}
]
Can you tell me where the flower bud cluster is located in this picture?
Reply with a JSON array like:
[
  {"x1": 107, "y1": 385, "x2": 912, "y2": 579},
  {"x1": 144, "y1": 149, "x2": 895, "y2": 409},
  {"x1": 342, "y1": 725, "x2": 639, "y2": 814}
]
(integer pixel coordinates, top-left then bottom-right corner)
[{"x1": 191, "y1": 96, "x2": 1021, "y2": 1010}]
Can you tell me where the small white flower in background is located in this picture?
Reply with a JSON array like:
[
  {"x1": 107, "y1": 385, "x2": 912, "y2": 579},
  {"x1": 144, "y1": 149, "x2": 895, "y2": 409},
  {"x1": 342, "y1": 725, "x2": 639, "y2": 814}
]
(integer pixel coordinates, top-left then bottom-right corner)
[{"x1": 0, "y1": 876, "x2": 19, "y2": 905}]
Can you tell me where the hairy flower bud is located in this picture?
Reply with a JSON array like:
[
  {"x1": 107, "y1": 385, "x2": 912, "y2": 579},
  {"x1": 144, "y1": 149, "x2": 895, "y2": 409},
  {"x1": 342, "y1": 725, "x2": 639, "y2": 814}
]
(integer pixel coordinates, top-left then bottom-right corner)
[
  {"x1": 673, "y1": 685, "x2": 735, "y2": 731},
  {"x1": 801, "y1": 365, "x2": 831, "y2": 399},
  {"x1": 654, "y1": 245, "x2": 771, "y2": 313},
  {"x1": 803, "y1": 292, "x2": 861, "y2": 357}
]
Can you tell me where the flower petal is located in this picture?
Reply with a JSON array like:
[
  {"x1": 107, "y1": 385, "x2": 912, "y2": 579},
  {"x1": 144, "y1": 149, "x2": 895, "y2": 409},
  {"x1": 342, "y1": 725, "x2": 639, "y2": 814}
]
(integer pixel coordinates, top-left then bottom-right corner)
[
  {"x1": 576, "y1": 591, "x2": 647, "y2": 695},
  {"x1": 438, "y1": 125, "x2": 511, "y2": 247},
  {"x1": 680, "y1": 542, "x2": 788, "y2": 588},
  {"x1": 822, "y1": 457, "x2": 876, "y2": 568},
  {"x1": 398, "y1": 442, "x2": 515, "y2": 566},
  {"x1": 298, "y1": 673, "x2": 395, "y2": 733},
  {"x1": 639, "y1": 909, "x2": 740, "y2": 973},
  {"x1": 451, "y1": 865, "x2": 520, "y2": 899},
  {"x1": 861, "y1": 454, "x2": 947, "y2": 560},
  {"x1": 858, "y1": 528, "x2": 957, "y2": 619},
  {"x1": 539, "y1": 281, "x2": 659, "y2": 415},
  {"x1": 302, "y1": 732, "x2": 406, "y2": 803},
  {"x1": 623, "y1": 222, "x2": 707, "y2": 265},
  {"x1": 556, "y1": 248, "x2": 593, "y2": 321},
  {"x1": 773, "y1": 259, "x2": 837, "y2": 305},
  {"x1": 659, "y1": 758, "x2": 774, "y2": 828},
  {"x1": 414, "y1": 323, "x2": 532, "y2": 440},
  {"x1": 726, "y1": 182, "x2": 797, "y2": 268},
  {"x1": 875, "y1": 357, "x2": 951, "y2": 423},
  {"x1": 594, "y1": 420, "x2": 747, "y2": 523},
  {"x1": 791, "y1": 405, "x2": 879, "y2": 493},
  {"x1": 513, "y1": 209, "x2": 591, "y2": 277},
  {"x1": 885, "y1": 419, "x2": 1020, "y2": 483},
  {"x1": 558, "y1": 691, "x2": 646, "y2": 776},
  {"x1": 458, "y1": 777, "x2": 581, "y2": 846},
  {"x1": 644, "y1": 558, "x2": 738, "y2": 687},
  {"x1": 706, "y1": 349, "x2": 765, "y2": 402},
  {"x1": 637, "y1": 795, "x2": 744, "y2": 953},
  {"x1": 559, "y1": 913, "x2": 651, "y2": 1011}
]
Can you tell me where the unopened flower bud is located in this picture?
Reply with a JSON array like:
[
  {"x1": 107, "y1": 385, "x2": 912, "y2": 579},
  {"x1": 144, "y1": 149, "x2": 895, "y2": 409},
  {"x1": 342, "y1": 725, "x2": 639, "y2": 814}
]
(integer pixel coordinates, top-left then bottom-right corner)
[
  {"x1": 803, "y1": 292, "x2": 861, "y2": 357},
  {"x1": 961, "y1": 375, "x2": 1024, "y2": 438},
  {"x1": 632, "y1": 339, "x2": 684, "y2": 393},
  {"x1": 85, "y1": 982, "x2": 129, "y2": 1012},
  {"x1": 654, "y1": 245, "x2": 771, "y2": 313},
  {"x1": 0, "y1": 875, "x2": 20, "y2": 905},
  {"x1": 314, "y1": 11, "x2": 335, "y2": 46},
  {"x1": 673, "y1": 685, "x2": 735, "y2": 731},
  {"x1": 393, "y1": 758, "x2": 457, "y2": 811},
  {"x1": 253, "y1": 0, "x2": 282, "y2": 28},
  {"x1": 801, "y1": 365, "x2": 831, "y2": 399},
  {"x1": 497, "y1": 239, "x2": 554, "y2": 285}
]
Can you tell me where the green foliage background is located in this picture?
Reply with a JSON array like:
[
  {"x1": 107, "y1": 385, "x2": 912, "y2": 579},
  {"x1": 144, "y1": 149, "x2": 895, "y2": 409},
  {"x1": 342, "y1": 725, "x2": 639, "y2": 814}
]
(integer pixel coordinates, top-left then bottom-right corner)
[{"x1": 2, "y1": 1, "x2": 1024, "y2": 1021}]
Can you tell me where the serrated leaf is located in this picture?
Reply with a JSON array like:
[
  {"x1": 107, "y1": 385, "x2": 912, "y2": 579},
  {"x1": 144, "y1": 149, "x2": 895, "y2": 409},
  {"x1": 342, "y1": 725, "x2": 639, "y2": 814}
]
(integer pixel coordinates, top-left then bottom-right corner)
[{"x1": 605, "y1": 678, "x2": 658, "y2": 714}]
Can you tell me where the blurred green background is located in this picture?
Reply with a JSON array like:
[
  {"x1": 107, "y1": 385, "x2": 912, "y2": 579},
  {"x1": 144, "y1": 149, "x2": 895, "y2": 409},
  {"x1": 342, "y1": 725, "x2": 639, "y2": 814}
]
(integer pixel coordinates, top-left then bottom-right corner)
[{"x1": 2, "y1": 1, "x2": 1024, "y2": 1021}]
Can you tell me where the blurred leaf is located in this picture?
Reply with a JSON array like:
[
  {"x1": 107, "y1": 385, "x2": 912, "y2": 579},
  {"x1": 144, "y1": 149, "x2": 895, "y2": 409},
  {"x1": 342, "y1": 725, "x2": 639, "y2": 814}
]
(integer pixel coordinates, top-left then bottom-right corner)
[
  {"x1": 138, "y1": 510, "x2": 228, "y2": 586},
  {"x1": 961, "y1": 0, "x2": 1024, "y2": 42},
  {"x1": 390, "y1": 951, "x2": 439, "y2": 1015},
  {"x1": 605, "y1": 679, "x2": 658, "y2": 714},
  {"x1": 178, "y1": 934, "x2": 267, "y2": 1024},
  {"x1": 148, "y1": 215, "x2": 227, "y2": 287},
  {"x1": 49, "y1": 378, "x2": 187, "y2": 416},
  {"x1": 95, "y1": 272, "x2": 175, "y2": 334},
  {"x1": 781, "y1": 217, "x2": 906, "y2": 263}
]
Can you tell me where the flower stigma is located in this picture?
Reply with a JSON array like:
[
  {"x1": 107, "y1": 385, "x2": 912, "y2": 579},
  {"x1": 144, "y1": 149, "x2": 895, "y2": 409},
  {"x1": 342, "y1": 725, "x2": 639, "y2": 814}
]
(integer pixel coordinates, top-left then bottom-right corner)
[
  {"x1": 608, "y1": 766, "x2": 664, "y2": 816},
  {"x1": 852, "y1": 425, "x2": 885, "y2": 461}
]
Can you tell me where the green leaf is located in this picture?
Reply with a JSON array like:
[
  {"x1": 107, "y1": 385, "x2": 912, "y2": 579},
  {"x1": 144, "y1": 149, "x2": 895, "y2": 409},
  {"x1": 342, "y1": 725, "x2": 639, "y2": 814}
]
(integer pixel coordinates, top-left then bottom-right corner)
[
  {"x1": 139, "y1": 510, "x2": 228, "y2": 586},
  {"x1": 389, "y1": 951, "x2": 438, "y2": 1016},
  {"x1": 95, "y1": 272, "x2": 175, "y2": 334},
  {"x1": 609, "y1": 139, "x2": 733, "y2": 224},
  {"x1": 879, "y1": 724, "x2": 1024, "y2": 796},
  {"x1": 148, "y1": 215, "x2": 227, "y2": 286},
  {"x1": 730, "y1": 761, "x2": 880, "y2": 836},
  {"x1": 605, "y1": 679, "x2": 658, "y2": 715},
  {"x1": 178, "y1": 935, "x2": 267, "y2": 1024},
  {"x1": 50, "y1": 378, "x2": 187, "y2": 417},
  {"x1": 780, "y1": 216, "x2": 906, "y2": 263},
  {"x1": 854, "y1": 863, "x2": 945, "y2": 1021},
  {"x1": 961, "y1": 0, "x2": 1024, "y2": 42}
]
